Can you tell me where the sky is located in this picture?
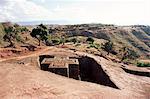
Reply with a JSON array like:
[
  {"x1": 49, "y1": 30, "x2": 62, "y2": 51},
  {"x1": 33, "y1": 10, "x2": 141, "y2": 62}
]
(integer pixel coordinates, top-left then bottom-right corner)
[{"x1": 0, "y1": 0, "x2": 150, "y2": 25}]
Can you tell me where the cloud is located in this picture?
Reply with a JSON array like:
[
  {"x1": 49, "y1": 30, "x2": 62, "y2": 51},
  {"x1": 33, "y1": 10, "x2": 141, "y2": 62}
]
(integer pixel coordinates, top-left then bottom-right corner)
[
  {"x1": 40, "y1": 0, "x2": 45, "y2": 3},
  {"x1": 48, "y1": 0, "x2": 150, "y2": 25},
  {"x1": 0, "y1": 0, "x2": 52, "y2": 22},
  {"x1": 0, "y1": 0, "x2": 149, "y2": 25}
]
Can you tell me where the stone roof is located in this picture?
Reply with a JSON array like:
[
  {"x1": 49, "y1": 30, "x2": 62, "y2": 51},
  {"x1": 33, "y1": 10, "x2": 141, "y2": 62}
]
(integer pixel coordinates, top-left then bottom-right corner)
[{"x1": 41, "y1": 56, "x2": 79, "y2": 68}]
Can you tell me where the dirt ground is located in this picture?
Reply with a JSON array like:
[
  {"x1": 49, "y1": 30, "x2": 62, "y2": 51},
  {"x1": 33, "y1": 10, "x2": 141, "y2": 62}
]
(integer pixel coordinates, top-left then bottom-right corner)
[{"x1": 0, "y1": 46, "x2": 150, "y2": 99}]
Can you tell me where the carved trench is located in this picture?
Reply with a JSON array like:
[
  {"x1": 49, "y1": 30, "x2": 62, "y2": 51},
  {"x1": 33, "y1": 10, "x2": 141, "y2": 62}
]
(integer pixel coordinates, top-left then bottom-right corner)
[{"x1": 39, "y1": 55, "x2": 119, "y2": 89}]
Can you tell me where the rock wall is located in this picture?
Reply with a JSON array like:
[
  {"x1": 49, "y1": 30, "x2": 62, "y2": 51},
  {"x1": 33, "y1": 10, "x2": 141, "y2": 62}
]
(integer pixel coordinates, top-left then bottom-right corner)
[{"x1": 78, "y1": 56, "x2": 119, "y2": 89}]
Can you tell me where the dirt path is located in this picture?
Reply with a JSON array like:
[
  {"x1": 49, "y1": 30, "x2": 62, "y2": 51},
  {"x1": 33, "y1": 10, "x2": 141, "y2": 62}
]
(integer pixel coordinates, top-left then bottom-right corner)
[{"x1": 0, "y1": 47, "x2": 52, "y2": 62}]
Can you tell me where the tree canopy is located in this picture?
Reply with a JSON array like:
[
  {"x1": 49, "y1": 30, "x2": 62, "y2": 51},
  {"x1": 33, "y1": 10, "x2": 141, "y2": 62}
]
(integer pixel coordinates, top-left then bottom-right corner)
[
  {"x1": 86, "y1": 37, "x2": 94, "y2": 44},
  {"x1": 30, "y1": 24, "x2": 48, "y2": 46}
]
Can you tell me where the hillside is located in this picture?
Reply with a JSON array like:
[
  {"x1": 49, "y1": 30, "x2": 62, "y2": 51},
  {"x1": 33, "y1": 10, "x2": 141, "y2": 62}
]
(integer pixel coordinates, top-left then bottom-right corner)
[
  {"x1": 0, "y1": 22, "x2": 39, "y2": 48},
  {"x1": 0, "y1": 23, "x2": 150, "y2": 61},
  {"x1": 45, "y1": 24, "x2": 150, "y2": 59},
  {"x1": 0, "y1": 23, "x2": 5, "y2": 46}
]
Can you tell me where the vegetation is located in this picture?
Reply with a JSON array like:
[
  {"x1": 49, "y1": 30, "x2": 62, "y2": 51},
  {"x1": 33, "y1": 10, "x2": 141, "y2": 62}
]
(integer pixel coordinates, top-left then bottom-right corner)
[
  {"x1": 102, "y1": 40, "x2": 113, "y2": 55},
  {"x1": 3, "y1": 24, "x2": 22, "y2": 47},
  {"x1": 59, "y1": 37, "x2": 66, "y2": 45},
  {"x1": 70, "y1": 37, "x2": 78, "y2": 44},
  {"x1": 75, "y1": 43, "x2": 81, "y2": 47},
  {"x1": 137, "y1": 62, "x2": 150, "y2": 67},
  {"x1": 30, "y1": 24, "x2": 48, "y2": 46},
  {"x1": 51, "y1": 39, "x2": 60, "y2": 45},
  {"x1": 16, "y1": 35, "x2": 22, "y2": 42},
  {"x1": 121, "y1": 47, "x2": 139, "y2": 61},
  {"x1": 0, "y1": 24, "x2": 5, "y2": 45},
  {"x1": 45, "y1": 34, "x2": 68, "y2": 46},
  {"x1": 20, "y1": 27, "x2": 29, "y2": 32},
  {"x1": 1, "y1": 23, "x2": 30, "y2": 47},
  {"x1": 0, "y1": 22, "x2": 149, "y2": 63},
  {"x1": 86, "y1": 37, "x2": 94, "y2": 44},
  {"x1": 87, "y1": 43, "x2": 100, "y2": 49},
  {"x1": 3, "y1": 26, "x2": 17, "y2": 47}
]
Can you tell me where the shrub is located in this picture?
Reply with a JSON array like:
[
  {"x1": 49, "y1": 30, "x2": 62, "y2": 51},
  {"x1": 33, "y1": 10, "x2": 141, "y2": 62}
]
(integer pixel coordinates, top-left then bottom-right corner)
[
  {"x1": 3, "y1": 26, "x2": 16, "y2": 47},
  {"x1": 102, "y1": 40, "x2": 113, "y2": 55},
  {"x1": 52, "y1": 39, "x2": 60, "y2": 45},
  {"x1": 75, "y1": 43, "x2": 81, "y2": 47},
  {"x1": 89, "y1": 44, "x2": 95, "y2": 48},
  {"x1": 121, "y1": 48, "x2": 139, "y2": 61},
  {"x1": 94, "y1": 43, "x2": 100, "y2": 49},
  {"x1": 59, "y1": 37, "x2": 66, "y2": 45},
  {"x1": 65, "y1": 39, "x2": 70, "y2": 43},
  {"x1": 87, "y1": 43, "x2": 100, "y2": 49},
  {"x1": 86, "y1": 37, "x2": 94, "y2": 44},
  {"x1": 16, "y1": 35, "x2": 22, "y2": 42},
  {"x1": 70, "y1": 37, "x2": 77, "y2": 44},
  {"x1": 137, "y1": 62, "x2": 150, "y2": 67}
]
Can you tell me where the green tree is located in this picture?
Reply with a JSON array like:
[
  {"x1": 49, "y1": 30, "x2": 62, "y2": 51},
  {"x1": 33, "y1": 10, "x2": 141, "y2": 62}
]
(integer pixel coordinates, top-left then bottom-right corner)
[
  {"x1": 20, "y1": 27, "x2": 29, "y2": 32},
  {"x1": 86, "y1": 37, "x2": 94, "y2": 44},
  {"x1": 30, "y1": 24, "x2": 48, "y2": 46},
  {"x1": 103, "y1": 40, "x2": 113, "y2": 55},
  {"x1": 3, "y1": 23, "x2": 25, "y2": 47},
  {"x1": 3, "y1": 26, "x2": 16, "y2": 47}
]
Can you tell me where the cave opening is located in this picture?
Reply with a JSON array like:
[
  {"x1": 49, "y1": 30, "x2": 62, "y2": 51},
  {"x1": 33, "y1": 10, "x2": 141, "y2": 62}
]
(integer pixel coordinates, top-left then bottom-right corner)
[{"x1": 39, "y1": 55, "x2": 119, "y2": 89}]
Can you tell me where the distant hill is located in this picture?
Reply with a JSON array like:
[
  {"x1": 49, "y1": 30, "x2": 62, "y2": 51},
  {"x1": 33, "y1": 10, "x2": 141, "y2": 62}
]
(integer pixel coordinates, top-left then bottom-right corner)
[
  {"x1": 17, "y1": 20, "x2": 73, "y2": 26},
  {"x1": 48, "y1": 24, "x2": 150, "y2": 58}
]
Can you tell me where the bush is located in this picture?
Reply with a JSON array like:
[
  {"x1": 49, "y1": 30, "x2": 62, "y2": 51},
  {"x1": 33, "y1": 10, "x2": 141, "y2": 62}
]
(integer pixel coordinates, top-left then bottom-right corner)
[
  {"x1": 75, "y1": 43, "x2": 81, "y2": 47},
  {"x1": 94, "y1": 43, "x2": 100, "y2": 49},
  {"x1": 87, "y1": 43, "x2": 100, "y2": 49},
  {"x1": 86, "y1": 37, "x2": 94, "y2": 44},
  {"x1": 137, "y1": 62, "x2": 150, "y2": 67},
  {"x1": 121, "y1": 48, "x2": 139, "y2": 61},
  {"x1": 70, "y1": 37, "x2": 77, "y2": 44},
  {"x1": 128, "y1": 50, "x2": 139, "y2": 59},
  {"x1": 89, "y1": 44, "x2": 95, "y2": 48},
  {"x1": 16, "y1": 35, "x2": 22, "y2": 42},
  {"x1": 59, "y1": 37, "x2": 66, "y2": 45},
  {"x1": 65, "y1": 39, "x2": 70, "y2": 43},
  {"x1": 52, "y1": 39, "x2": 60, "y2": 45},
  {"x1": 102, "y1": 41, "x2": 113, "y2": 55}
]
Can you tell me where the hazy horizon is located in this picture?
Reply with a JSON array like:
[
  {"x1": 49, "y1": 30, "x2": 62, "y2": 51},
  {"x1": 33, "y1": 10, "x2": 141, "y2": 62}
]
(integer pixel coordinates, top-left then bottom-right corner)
[{"x1": 0, "y1": 0, "x2": 150, "y2": 25}]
